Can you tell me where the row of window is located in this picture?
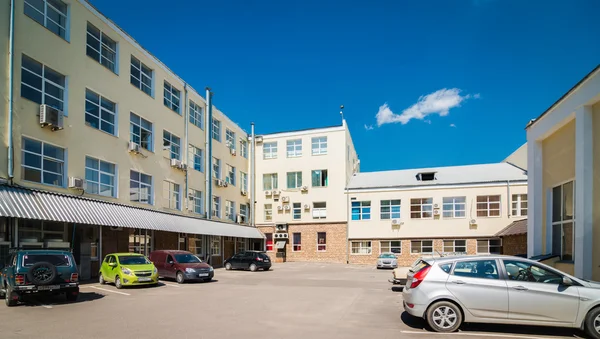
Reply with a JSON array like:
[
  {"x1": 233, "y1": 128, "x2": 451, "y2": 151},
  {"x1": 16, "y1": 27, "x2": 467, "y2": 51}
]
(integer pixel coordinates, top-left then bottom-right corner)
[
  {"x1": 262, "y1": 170, "x2": 329, "y2": 190},
  {"x1": 350, "y1": 239, "x2": 502, "y2": 255},
  {"x1": 350, "y1": 195, "x2": 528, "y2": 221},
  {"x1": 264, "y1": 232, "x2": 327, "y2": 252},
  {"x1": 263, "y1": 202, "x2": 327, "y2": 221},
  {"x1": 262, "y1": 137, "x2": 327, "y2": 159}
]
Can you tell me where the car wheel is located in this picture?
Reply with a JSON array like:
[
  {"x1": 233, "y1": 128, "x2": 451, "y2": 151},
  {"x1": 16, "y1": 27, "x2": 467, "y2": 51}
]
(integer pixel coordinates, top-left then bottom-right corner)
[
  {"x1": 176, "y1": 271, "x2": 185, "y2": 284},
  {"x1": 5, "y1": 286, "x2": 17, "y2": 307},
  {"x1": 426, "y1": 301, "x2": 462, "y2": 333},
  {"x1": 99, "y1": 274, "x2": 106, "y2": 285},
  {"x1": 225, "y1": 263, "x2": 232, "y2": 270},
  {"x1": 249, "y1": 264, "x2": 258, "y2": 272},
  {"x1": 585, "y1": 307, "x2": 600, "y2": 339},
  {"x1": 115, "y1": 275, "x2": 123, "y2": 289}
]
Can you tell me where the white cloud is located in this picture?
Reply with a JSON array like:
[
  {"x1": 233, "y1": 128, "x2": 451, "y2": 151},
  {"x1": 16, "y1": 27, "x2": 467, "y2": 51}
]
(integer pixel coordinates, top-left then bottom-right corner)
[
  {"x1": 450, "y1": 123, "x2": 457, "y2": 128},
  {"x1": 364, "y1": 124, "x2": 374, "y2": 131},
  {"x1": 375, "y1": 88, "x2": 475, "y2": 127}
]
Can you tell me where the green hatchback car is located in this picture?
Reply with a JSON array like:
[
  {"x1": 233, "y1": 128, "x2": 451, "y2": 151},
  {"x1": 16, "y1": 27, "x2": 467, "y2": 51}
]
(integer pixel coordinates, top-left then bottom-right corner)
[{"x1": 99, "y1": 253, "x2": 158, "y2": 289}]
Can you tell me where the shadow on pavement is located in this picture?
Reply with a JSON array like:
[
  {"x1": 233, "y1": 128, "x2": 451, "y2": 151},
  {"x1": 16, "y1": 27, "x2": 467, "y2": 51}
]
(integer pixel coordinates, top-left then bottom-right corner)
[
  {"x1": 391, "y1": 286, "x2": 403, "y2": 292},
  {"x1": 22, "y1": 291, "x2": 104, "y2": 307}
]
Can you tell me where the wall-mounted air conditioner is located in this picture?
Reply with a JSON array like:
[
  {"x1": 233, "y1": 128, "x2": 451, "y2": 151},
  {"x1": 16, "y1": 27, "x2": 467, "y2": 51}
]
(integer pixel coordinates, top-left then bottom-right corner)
[
  {"x1": 391, "y1": 219, "x2": 402, "y2": 226},
  {"x1": 128, "y1": 142, "x2": 141, "y2": 153},
  {"x1": 433, "y1": 209, "x2": 440, "y2": 216},
  {"x1": 281, "y1": 196, "x2": 290, "y2": 203},
  {"x1": 241, "y1": 190, "x2": 247, "y2": 196},
  {"x1": 265, "y1": 190, "x2": 272, "y2": 196},
  {"x1": 68, "y1": 177, "x2": 85, "y2": 190},
  {"x1": 433, "y1": 203, "x2": 440, "y2": 209},
  {"x1": 277, "y1": 206, "x2": 283, "y2": 211},
  {"x1": 40, "y1": 104, "x2": 64, "y2": 131},
  {"x1": 469, "y1": 219, "x2": 477, "y2": 225},
  {"x1": 274, "y1": 233, "x2": 288, "y2": 239},
  {"x1": 304, "y1": 204, "x2": 310, "y2": 210},
  {"x1": 273, "y1": 190, "x2": 280, "y2": 197},
  {"x1": 255, "y1": 136, "x2": 263, "y2": 144},
  {"x1": 237, "y1": 215, "x2": 246, "y2": 224},
  {"x1": 276, "y1": 224, "x2": 288, "y2": 232},
  {"x1": 283, "y1": 205, "x2": 291, "y2": 211},
  {"x1": 301, "y1": 186, "x2": 308, "y2": 192},
  {"x1": 170, "y1": 159, "x2": 187, "y2": 171},
  {"x1": 230, "y1": 148, "x2": 236, "y2": 156}
]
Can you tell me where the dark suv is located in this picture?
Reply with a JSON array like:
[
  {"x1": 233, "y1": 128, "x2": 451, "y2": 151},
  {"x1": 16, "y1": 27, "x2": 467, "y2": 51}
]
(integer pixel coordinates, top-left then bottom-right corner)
[
  {"x1": 224, "y1": 251, "x2": 271, "y2": 272},
  {"x1": 0, "y1": 249, "x2": 79, "y2": 306}
]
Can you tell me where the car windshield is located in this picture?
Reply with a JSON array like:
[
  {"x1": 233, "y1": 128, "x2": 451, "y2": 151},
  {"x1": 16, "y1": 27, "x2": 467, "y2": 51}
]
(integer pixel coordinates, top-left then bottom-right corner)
[
  {"x1": 174, "y1": 254, "x2": 202, "y2": 264},
  {"x1": 118, "y1": 255, "x2": 150, "y2": 265},
  {"x1": 22, "y1": 254, "x2": 71, "y2": 267},
  {"x1": 379, "y1": 254, "x2": 396, "y2": 259}
]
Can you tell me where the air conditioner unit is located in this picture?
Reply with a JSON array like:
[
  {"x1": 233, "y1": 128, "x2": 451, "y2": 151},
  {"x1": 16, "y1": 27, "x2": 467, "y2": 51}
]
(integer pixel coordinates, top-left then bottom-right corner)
[
  {"x1": 236, "y1": 215, "x2": 245, "y2": 224},
  {"x1": 277, "y1": 206, "x2": 283, "y2": 211},
  {"x1": 241, "y1": 190, "x2": 247, "y2": 196},
  {"x1": 274, "y1": 233, "x2": 288, "y2": 239},
  {"x1": 68, "y1": 177, "x2": 85, "y2": 190},
  {"x1": 216, "y1": 179, "x2": 224, "y2": 187},
  {"x1": 230, "y1": 148, "x2": 236, "y2": 156},
  {"x1": 433, "y1": 209, "x2": 441, "y2": 216},
  {"x1": 265, "y1": 190, "x2": 272, "y2": 196},
  {"x1": 281, "y1": 196, "x2": 290, "y2": 203},
  {"x1": 301, "y1": 186, "x2": 308, "y2": 192},
  {"x1": 170, "y1": 158, "x2": 184, "y2": 169},
  {"x1": 39, "y1": 104, "x2": 64, "y2": 131},
  {"x1": 433, "y1": 203, "x2": 440, "y2": 209},
  {"x1": 275, "y1": 224, "x2": 288, "y2": 232},
  {"x1": 283, "y1": 205, "x2": 291, "y2": 210},
  {"x1": 110, "y1": 226, "x2": 123, "y2": 231},
  {"x1": 469, "y1": 219, "x2": 477, "y2": 225},
  {"x1": 254, "y1": 136, "x2": 263, "y2": 144},
  {"x1": 391, "y1": 219, "x2": 401, "y2": 226},
  {"x1": 273, "y1": 190, "x2": 280, "y2": 196},
  {"x1": 223, "y1": 181, "x2": 229, "y2": 187},
  {"x1": 304, "y1": 204, "x2": 310, "y2": 210},
  {"x1": 128, "y1": 142, "x2": 141, "y2": 153}
]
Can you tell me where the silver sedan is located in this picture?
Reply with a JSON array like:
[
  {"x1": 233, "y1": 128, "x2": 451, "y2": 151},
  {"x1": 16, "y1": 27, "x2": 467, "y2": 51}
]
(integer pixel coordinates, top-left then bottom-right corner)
[
  {"x1": 402, "y1": 254, "x2": 600, "y2": 339},
  {"x1": 376, "y1": 253, "x2": 398, "y2": 269}
]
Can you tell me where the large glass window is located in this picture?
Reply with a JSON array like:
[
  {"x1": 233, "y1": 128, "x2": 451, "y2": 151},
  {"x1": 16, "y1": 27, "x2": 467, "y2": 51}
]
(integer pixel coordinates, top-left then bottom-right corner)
[
  {"x1": 226, "y1": 165, "x2": 236, "y2": 186},
  {"x1": 85, "y1": 89, "x2": 116, "y2": 135},
  {"x1": 163, "y1": 130, "x2": 181, "y2": 160},
  {"x1": 287, "y1": 171, "x2": 302, "y2": 189},
  {"x1": 189, "y1": 145, "x2": 204, "y2": 172},
  {"x1": 443, "y1": 196, "x2": 466, "y2": 218},
  {"x1": 380, "y1": 200, "x2": 401, "y2": 219},
  {"x1": 162, "y1": 181, "x2": 180, "y2": 210},
  {"x1": 163, "y1": 81, "x2": 181, "y2": 113},
  {"x1": 189, "y1": 189, "x2": 203, "y2": 215},
  {"x1": 311, "y1": 169, "x2": 328, "y2": 187},
  {"x1": 263, "y1": 142, "x2": 277, "y2": 159},
  {"x1": 512, "y1": 194, "x2": 528, "y2": 217},
  {"x1": 226, "y1": 129, "x2": 236, "y2": 151},
  {"x1": 130, "y1": 113, "x2": 153, "y2": 151},
  {"x1": 411, "y1": 240, "x2": 433, "y2": 254},
  {"x1": 351, "y1": 241, "x2": 372, "y2": 254},
  {"x1": 130, "y1": 170, "x2": 152, "y2": 204},
  {"x1": 351, "y1": 201, "x2": 371, "y2": 220},
  {"x1": 128, "y1": 229, "x2": 152, "y2": 256},
  {"x1": 476, "y1": 195, "x2": 501, "y2": 217},
  {"x1": 410, "y1": 198, "x2": 433, "y2": 219},
  {"x1": 189, "y1": 100, "x2": 204, "y2": 129},
  {"x1": 212, "y1": 196, "x2": 221, "y2": 218},
  {"x1": 477, "y1": 239, "x2": 502, "y2": 254},
  {"x1": 24, "y1": 0, "x2": 67, "y2": 39},
  {"x1": 21, "y1": 55, "x2": 65, "y2": 110},
  {"x1": 263, "y1": 173, "x2": 278, "y2": 190},
  {"x1": 286, "y1": 139, "x2": 302, "y2": 157},
  {"x1": 240, "y1": 140, "x2": 248, "y2": 158},
  {"x1": 212, "y1": 118, "x2": 221, "y2": 142},
  {"x1": 240, "y1": 172, "x2": 248, "y2": 192},
  {"x1": 225, "y1": 200, "x2": 235, "y2": 221},
  {"x1": 22, "y1": 137, "x2": 64, "y2": 187},
  {"x1": 86, "y1": 22, "x2": 117, "y2": 72},
  {"x1": 312, "y1": 202, "x2": 327, "y2": 219},
  {"x1": 311, "y1": 136, "x2": 327, "y2": 155},
  {"x1": 130, "y1": 56, "x2": 153, "y2": 96},
  {"x1": 380, "y1": 240, "x2": 401, "y2": 254},
  {"x1": 85, "y1": 156, "x2": 116, "y2": 197},
  {"x1": 443, "y1": 239, "x2": 466, "y2": 253},
  {"x1": 212, "y1": 157, "x2": 221, "y2": 179},
  {"x1": 552, "y1": 181, "x2": 574, "y2": 261}
]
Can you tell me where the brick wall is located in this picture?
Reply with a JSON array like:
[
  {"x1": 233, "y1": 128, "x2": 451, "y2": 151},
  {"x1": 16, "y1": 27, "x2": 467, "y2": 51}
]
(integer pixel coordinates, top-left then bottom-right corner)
[
  {"x1": 258, "y1": 223, "x2": 348, "y2": 264},
  {"x1": 502, "y1": 234, "x2": 527, "y2": 256},
  {"x1": 153, "y1": 231, "x2": 179, "y2": 250}
]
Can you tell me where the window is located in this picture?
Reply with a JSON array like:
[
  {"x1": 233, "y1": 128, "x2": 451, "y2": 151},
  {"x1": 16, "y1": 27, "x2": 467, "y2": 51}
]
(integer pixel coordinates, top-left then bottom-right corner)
[
  {"x1": 130, "y1": 170, "x2": 152, "y2": 204},
  {"x1": 212, "y1": 157, "x2": 221, "y2": 179},
  {"x1": 189, "y1": 145, "x2": 204, "y2": 172},
  {"x1": 410, "y1": 198, "x2": 433, "y2": 219},
  {"x1": 21, "y1": 137, "x2": 65, "y2": 186},
  {"x1": 263, "y1": 173, "x2": 278, "y2": 190},
  {"x1": 226, "y1": 129, "x2": 236, "y2": 151},
  {"x1": 287, "y1": 171, "x2": 302, "y2": 189},
  {"x1": 226, "y1": 165, "x2": 236, "y2": 186},
  {"x1": 210, "y1": 236, "x2": 221, "y2": 256},
  {"x1": 351, "y1": 241, "x2": 372, "y2": 255},
  {"x1": 212, "y1": 118, "x2": 221, "y2": 142},
  {"x1": 317, "y1": 232, "x2": 327, "y2": 251},
  {"x1": 189, "y1": 189, "x2": 203, "y2": 215},
  {"x1": 416, "y1": 172, "x2": 436, "y2": 181},
  {"x1": 476, "y1": 195, "x2": 501, "y2": 217},
  {"x1": 24, "y1": 0, "x2": 67, "y2": 39},
  {"x1": 552, "y1": 181, "x2": 575, "y2": 261},
  {"x1": 21, "y1": 55, "x2": 66, "y2": 110},
  {"x1": 163, "y1": 130, "x2": 181, "y2": 160},
  {"x1": 240, "y1": 172, "x2": 248, "y2": 192},
  {"x1": 503, "y1": 260, "x2": 562, "y2": 284},
  {"x1": 240, "y1": 140, "x2": 248, "y2": 158},
  {"x1": 239, "y1": 204, "x2": 248, "y2": 221},
  {"x1": 380, "y1": 200, "x2": 401, "y2": 220},
  {"x1": 265, "y1": 233, "x2": 273, "y2": 251},
  {"x1": 163, "y1": 81, "x2": 180, "y2": 113},
  {"x1": 130, "y1": 113, "x2": 153, "y2": 151},
  {"x1": 411, "y1": 240, "x2": 433, "y2": 254},
  {"x1": 313, "y1": 202, "x2": 327, "y2": 219},
  {"x1": 380, "y1": 241, "x2": 401, "y2": 254},
  {"x1": 453, "y1": 260, "x2": 499, "y2": 280},
  {"x1": 443, "y1": 196, "x2": 466, "y2": 218},
  {"x1": 86, "y1": 23, "x2": 116, "y2": 72},
  {"x1": 287, "y1": 139, "x2": 302, "y2": 157},
  {"x1": 189, "y1": 100, "x2": 204, "y2": 129},
  {"x1": 85, "y1": 89, "x2": 116, "y2": 135},
  {"x1": 477, "y1": 239, "x2": 502, "y2": 254},
  {"x1": 292, "y1": 233, "x2": 302, "y2": 251},
  {"x1": 225, "y1": 200, "x2": 235, "y2": 221},
  {"x1": 130, "y1": 56, "x2": 152, "y2": 96},
  {"x1": 443, "y1": 239, "x2": 466, "y2": 254},
  {"x1": 162, "y1": 181, "x2": 180, "y2": 210},
  {"x1": 512, "y1": 194, "x2": 528, "y2": 216},
  {"x1": 311, "y1": 136, "x2": 327, "y2": 155},
  {"x1": 264, "y1": 204, "x2": 273, "y2": 221},
  {"x1": 263, "y1": 142, "x2": 277, "y2": 159},
  {"x1": 311, "y1": 169, "x2": 328, "y2": 187},
  {"x1": 351, "y1": 201, "x2": 371, "y2": 220},
  {"x1": 85, "y1": 156, "x2": 116, "y2": 197},
  {"x1": 293, "y1": 203, "x2": 302, "y2": 220},
  {"x1": 212, "y1": 196, "x2": 221, "y2": 218}
]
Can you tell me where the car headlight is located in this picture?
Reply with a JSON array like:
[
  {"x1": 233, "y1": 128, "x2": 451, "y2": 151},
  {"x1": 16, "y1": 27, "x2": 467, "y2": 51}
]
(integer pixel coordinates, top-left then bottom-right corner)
[
  {"x1": 185, "y1": 268, "x2": 195, "y2": 273},
  {"x1": 153, "y1": 267, "x2": 158, "y2": 274},
  {"x1": 209, "y1": 266, "x2": 214, "y2": 272},
  {"x1": 122, "y1": 267, "x2": 132, "y2": 275}
]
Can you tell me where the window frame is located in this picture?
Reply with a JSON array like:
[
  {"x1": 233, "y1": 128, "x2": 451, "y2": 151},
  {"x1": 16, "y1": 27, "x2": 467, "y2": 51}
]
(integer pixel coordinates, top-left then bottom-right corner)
[
  {"x1": 312, "y1": 202, "x2": 327, "y2": 219},
  {"x1": 511, "y1": 194, "x2": 528, "y2": 217},
  {"x1": 410, "y1": 198, "x2": 433, "y2": 219},
  {"x1": 188, "y1": 100, "x2": 204, "y2": 130},
  {"x1": 317, "y1": 232, "x2": 327, "y2": 252},
  {"x1": 212, "y1": 196, "x2": 221, "y2": 218},
  {"x1": 351, "y1": 241, "x2": 372, "y2": 255},
  {"x1": 292, "y1": 203, "x2": 302, "y2": 220},
  {"x1": 211, "y1": 118, "x2": 221, "y2": 142},
  {"x1": 85, "y1": 156, "x2": 117, "y2": 198},
  {"x1": 286, "y1": 139, "x2": 302, "y2": 158},
  {"x1": 21, "y1": 137, "x2": 65, "y2": 187},
  {"x1": 225, "y1": 200, "x2": 235, "y2": 221},
  {"x1": 311, "y1": 136, "x2": 327, "y2": 155},
  {"x1": 265, "y1": 233, "x2": 273, "y2": 251},
  {"x1": 85, "y1": 88, "x2": 117, "y2": 136},
  {"x1": 286, "y1": 171, "x2": 303, "y2": 189},
  {"x1": 380, "y1": 240, "x2": 402, "y2": 254},
  {"x1": 551, "y1": 181, "x2": 575, "y2": 261},
  {"x1": 162, "y1": 181, "x2": 181, "y2": 210},
  {"x1": 311, "y1": 169, "x2": 328, "y2": 187},
  {"x1": 476, "y1": 239, "x2": 502, "y2": 254},
  {"x1": 263, "y1": 142, "x2": 277, "y2": 159},
  {"x1": 351, "y1": 201, "x2": 371, "y2": 220},
  {"x1": 476, "y1": 195, "x2": 502, "y2": 218},
  {"x1": 24, "y1": 0, "x2": 68, "y2": 40},
  {"x1": 189, "y1": 189, "x2": 203, "y2": 215},
  {"x1": 189, "y1": 145, "x2": 204, "y2": 172},
  {"x1": 411, "y1": 240, "x2": 434, "y2": 254},
  {"x1": 226, "y1": 129, "x2": 236, "y2": 150},
  {"x1": 264, "y1": 204, "x2": 273, "y2": 222},
  {"x1": 86, "y1": 22, "x2": 117, "y2": 73},
  {"x1": 442, "y1": 196, "x2": 466, "y2": 219},
  {"x1": 240, "y1": 171, "x2": 248, "y2": 192},
  {"x1": 443, "y1": 239, "x2": 467, "y2": 254},
  {"x1": 292, "y1": 233, "x2": 302, "y2": 252},
  {"x1": 210, "y1": 236, "x2": 221, "y2": 256},
  {"x1": 263, "y1": 173, "x2": 278, "y2": 190},
  {"x1": 212, "y1": 157, "x2": 221, "y2": 179},
  {"x1": 240, "y1": 139, "x2": 248, "y2": 158},
  {"x1": 226, "y1": 164, "x2": 236, "y2": 186},
  {"x1": 21, "y1": 54, "x2": 66, "y2": 112},
  {"x1": 163, "y1": 130, "x2": 181, "y2": 160},
  {"x1": 130, "y1": 170, "x2": 153, "y2": 205},
  {"x1": 380, "y1": 199, "x2": 401, "y2": 220},
  {"x1": 129, "y1": 112, "x2": 153, "y2": 152},
  {"x1": 163, "y1": 81, "x2": 181, "y2": 114},
  {"x1": 130, "y1": 56, "x2": 153, "y2": 96}
]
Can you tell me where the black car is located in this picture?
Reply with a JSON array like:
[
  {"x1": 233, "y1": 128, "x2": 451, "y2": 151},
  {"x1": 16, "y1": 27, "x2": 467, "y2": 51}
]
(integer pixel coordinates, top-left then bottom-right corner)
[{"x1": 224, "y1": 251, "x2": 271, "y2": 272}]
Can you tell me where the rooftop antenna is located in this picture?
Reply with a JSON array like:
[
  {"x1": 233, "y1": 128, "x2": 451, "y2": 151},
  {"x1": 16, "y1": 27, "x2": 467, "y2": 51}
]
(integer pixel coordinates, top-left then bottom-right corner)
[{"x1": 340, "y1": 105, "x2": 344, "y2": 121}]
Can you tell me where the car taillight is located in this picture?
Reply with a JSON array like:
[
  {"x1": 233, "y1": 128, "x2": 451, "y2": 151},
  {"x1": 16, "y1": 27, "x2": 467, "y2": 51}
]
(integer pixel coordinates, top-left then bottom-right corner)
[
  {"x1": 70, "y1": 273, "x2": 79, "y2": 282},
  {"x1": 410, "y1": 265, "x2": 431, "y2": 289},
  {"x1": 15, "y1": 274, "x2": 25, "y2": 285},
  {"x1": 255, "y1": 257, "x2": 264, "y2": 261}
]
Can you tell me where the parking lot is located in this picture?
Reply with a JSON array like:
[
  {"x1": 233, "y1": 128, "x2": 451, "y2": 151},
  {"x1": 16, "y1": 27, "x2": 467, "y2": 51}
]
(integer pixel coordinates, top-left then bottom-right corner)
[{"x1": 0, "y1": 262, "x2": 586, "y2": 339}]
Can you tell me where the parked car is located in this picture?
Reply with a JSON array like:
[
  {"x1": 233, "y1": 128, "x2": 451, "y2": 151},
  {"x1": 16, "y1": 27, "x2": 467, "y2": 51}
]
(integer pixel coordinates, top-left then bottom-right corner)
[
  {"x1": 376, "y1": 253, "x2": 398, "y2": 269},
  {"x1": 402, "y1": 254, "x2": 600, "y2": 339},
  {"x1": 99, "y1": 253, "x2": 158, "y2": 289},
  {"x1": 0, "y1": 249, "x2": 80, "y2": 306},
  {"x1": 149, "y1": 250, "x2": 214, "y2": 283},
  {"x1": 224, "y1": 251, "x2": 271, "y2": 272},
  {"x1": 390, "y1": 253, "x2": 445, "y2": 285}
]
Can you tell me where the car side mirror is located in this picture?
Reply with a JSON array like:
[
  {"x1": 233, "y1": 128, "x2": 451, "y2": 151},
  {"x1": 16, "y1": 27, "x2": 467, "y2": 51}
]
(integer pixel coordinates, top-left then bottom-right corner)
[
  {"x1": 562, "y1": 276, "x2": 574, "y2": 286},
  {"x1": 108, "y1": 262, "x2": 117, "y2": 268},
  {"x1": 168, "y1": 261, "x2": 174, "y2": 265}
]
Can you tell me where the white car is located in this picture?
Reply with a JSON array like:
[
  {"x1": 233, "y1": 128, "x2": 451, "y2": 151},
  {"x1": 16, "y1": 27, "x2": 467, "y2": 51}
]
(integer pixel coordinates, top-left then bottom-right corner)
[{"x1": 377, "y1": 253, "x2": 398, "y2": 269}]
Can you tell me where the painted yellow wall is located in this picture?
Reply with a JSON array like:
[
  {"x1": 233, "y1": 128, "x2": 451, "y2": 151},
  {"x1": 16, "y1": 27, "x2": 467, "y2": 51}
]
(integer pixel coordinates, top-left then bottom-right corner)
[
  {"x1": 0, "y1": 0, "x2": 10, "y2": 176},
  {"x1": 592, "y1": 102, "x2": 600, "y2": 280},
  {"x1": 541, "y1": 119, "x2": 576, "y2": 253}
]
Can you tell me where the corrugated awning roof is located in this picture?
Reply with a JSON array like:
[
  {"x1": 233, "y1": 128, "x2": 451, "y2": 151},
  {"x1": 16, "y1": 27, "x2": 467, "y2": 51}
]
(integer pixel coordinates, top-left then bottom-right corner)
[
  {"x1": 0, "y1": 185, "x2": 264, "y2": 239},
  {"x1": 496, "y1": 218, "x2": 528, "y2": 237}
]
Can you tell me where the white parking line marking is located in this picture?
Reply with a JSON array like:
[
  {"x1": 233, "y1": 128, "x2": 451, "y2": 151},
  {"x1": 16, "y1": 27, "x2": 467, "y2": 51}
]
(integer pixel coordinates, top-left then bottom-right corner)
[
  {"x1": 39, "y1": 304, "x2": 53, "y2": 309},
  {"x1": 400, "y1": 330, "x2": 551, "y2": 339},
  {"x1": 90, "y1": 286, "x2": 130, "y2": 296},
  {"x1": 162, "y1": 283, "x2": 180, "y2": 288}
]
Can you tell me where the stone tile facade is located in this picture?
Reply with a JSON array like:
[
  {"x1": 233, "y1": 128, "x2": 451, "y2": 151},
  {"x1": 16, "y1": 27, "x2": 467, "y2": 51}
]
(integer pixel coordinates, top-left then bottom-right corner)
[{"x1": 501, "y1": 234, "x2": 527, "y2": 256}]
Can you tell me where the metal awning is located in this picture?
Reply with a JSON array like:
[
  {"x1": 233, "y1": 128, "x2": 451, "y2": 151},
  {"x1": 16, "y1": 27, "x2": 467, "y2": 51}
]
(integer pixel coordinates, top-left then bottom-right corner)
[
  {"x1": 0, "y1": 185, "x2": 264, "y2": 239},
  {"x1": 275, "y1": 241, "x2": 286, "y2": 249}
]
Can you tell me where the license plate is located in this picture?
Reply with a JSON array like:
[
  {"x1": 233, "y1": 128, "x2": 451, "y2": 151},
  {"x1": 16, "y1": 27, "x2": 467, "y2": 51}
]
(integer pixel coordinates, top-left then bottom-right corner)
[
  {"x1": 37, "y1": 285, "x2": 60, "y2": 291},
  {"x1": 264, "y1": 260, "x2": 270, "y2": 263},
  {"x1": 138, "y1": 277, "x2": 152, "y2": 282},
  {"x1": 198, "y1": 273, "x2": 209, "y2": 277}
]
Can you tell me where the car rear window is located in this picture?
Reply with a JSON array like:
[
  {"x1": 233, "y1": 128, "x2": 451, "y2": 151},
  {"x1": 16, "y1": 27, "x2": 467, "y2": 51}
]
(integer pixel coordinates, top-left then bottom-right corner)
[
  {"x1": 23, "y1": 254, "x2": 71, "y2": 267},
  {"x1": 257, "y1": 253, "x2": 269, "y2": 260}
]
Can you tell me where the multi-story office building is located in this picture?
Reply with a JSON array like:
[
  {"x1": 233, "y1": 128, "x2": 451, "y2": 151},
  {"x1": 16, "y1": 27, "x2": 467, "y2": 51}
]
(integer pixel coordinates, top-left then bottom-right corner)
[
  {"x1": 346, "y1": 163, "x2": 528, "y2": 266},
  {"x1": 0, "y1": 0, "x2": 262, "y2": 278},
  {"x1": 255, "y1": 121, "x2": 358, "y2": 263}
]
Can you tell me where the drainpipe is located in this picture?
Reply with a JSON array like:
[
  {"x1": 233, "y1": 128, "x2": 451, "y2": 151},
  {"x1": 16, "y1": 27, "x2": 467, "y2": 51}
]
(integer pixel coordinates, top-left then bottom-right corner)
[
  {"x1": 250, "y1": 123, "x2": 255, "y2": 227},
  {"x1": 506, "y1": 180, "x2": 511, "y2": 218},
  {"x1": 183, "y1": 84, "x2": 189, "y2": 211},
  {"x1": 204, "y1": 88, "x2": 213, "y2": 219},
  {"x1": 346, "y1": 186, "x2": 350, "y2": 264},
  {"x1": 7, "y1": 0, "x2": 16, "y2": 181}
]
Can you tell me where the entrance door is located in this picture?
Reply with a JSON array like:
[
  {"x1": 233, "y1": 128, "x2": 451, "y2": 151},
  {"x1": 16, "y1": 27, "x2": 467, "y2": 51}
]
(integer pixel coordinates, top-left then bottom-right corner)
[{"x1": 224, "y1": 240, "x2": 235, "y2": 260}]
